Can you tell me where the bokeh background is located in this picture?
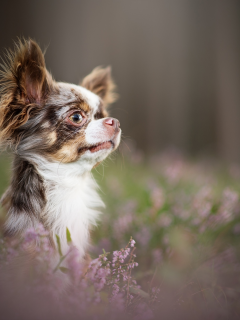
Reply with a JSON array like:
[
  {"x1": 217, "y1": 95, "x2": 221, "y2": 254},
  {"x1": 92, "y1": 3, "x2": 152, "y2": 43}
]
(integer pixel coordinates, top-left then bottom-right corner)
[
  {"x1": 1, "y1": 0, "x2": 240, "y2": 162},
  {"x1": 1, "y1": 2, "x2": 240, "y2": 318}
]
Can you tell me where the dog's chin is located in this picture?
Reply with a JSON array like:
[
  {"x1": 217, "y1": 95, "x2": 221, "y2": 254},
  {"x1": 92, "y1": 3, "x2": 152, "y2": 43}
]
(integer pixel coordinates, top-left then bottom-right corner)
[{"x1": 81, "y1": 146, "x2": 112, "y2": 167}]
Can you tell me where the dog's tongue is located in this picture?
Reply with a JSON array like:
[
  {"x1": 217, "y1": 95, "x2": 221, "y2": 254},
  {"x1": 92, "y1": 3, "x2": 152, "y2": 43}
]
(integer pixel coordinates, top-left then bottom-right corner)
[{"x1": 89, "y1": 141, "x2": 112, "y2": 153}]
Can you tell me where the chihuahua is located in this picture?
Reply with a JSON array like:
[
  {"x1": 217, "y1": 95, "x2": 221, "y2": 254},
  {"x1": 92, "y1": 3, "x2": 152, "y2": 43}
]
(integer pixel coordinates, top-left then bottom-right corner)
[{"x1": 0, "y1": 39, "x2": 121, "y2": 258}]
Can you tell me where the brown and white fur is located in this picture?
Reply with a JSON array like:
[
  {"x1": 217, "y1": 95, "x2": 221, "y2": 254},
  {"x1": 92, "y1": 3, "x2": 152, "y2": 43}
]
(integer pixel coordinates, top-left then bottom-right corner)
[{"x1": 0, "y1": 39, "x2": 121, "y2": 258}]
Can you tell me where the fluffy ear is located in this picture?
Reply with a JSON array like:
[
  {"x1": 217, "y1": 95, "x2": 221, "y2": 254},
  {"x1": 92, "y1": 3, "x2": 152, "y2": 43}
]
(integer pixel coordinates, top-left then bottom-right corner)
[
  {"x1": 0, "y1": 38, "x2": 49, "y2": 102},
  {"x1": 0, "y1": 39, "x2": 52, "y2": 144},
  {"x1": 81, "y1": 66, "x2": 117, "y2": 106}
]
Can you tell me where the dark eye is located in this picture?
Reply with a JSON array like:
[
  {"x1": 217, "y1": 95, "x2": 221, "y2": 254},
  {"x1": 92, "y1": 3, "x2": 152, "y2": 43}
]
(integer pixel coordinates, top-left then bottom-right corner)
[{"x1": 69, "y1": 113, "x2": 83, "y2": 124}]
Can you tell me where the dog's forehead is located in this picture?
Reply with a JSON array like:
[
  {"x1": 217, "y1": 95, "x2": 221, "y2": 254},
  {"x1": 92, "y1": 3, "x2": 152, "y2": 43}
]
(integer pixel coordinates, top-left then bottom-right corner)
[{"x1": 57, "y1": 82, "x2": 100, "y2": 112}]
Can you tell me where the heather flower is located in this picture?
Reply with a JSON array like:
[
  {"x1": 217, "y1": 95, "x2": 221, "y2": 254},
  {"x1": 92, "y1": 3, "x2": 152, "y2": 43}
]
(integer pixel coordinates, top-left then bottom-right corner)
[
  {"x1": 218, "y1": 188, "x2": 239, "y2": 223},
  {"x1": 173, "y1": 206, "x2": 190, "y2": 220},
  {"x1": 6, "y1": 246, "x2": 18, "y2": 261},
  {"x1": 1, "y1": 153, "x2": 240, "y2": 319},
  {"x1": 158, "y1": 214, "x2": 172, "y2": 227},
  {"x1": 23, "y1": 227, "x2": 38, "y2": 243},
  {"x1": 66, "y1": 244, "x2": 83, "y2": 281},
  {"x1": 130, "y1": 239, "x2": 136, "y2": 247},
  {"x1": 152, "y1": 287, "x2": 160, "y2": 294},
  {"x1": 112, "y1": 283, "x2": 120, "y2": 296},
  {"x1": 193, "y1": 186, "x2": 213, "y2": 218},
  {"x1": 164, "y1": 159, "x2": 184, "y2": 184},
  {"x1": 135, "y1": 227, "x2": 151, "y2": 247}
]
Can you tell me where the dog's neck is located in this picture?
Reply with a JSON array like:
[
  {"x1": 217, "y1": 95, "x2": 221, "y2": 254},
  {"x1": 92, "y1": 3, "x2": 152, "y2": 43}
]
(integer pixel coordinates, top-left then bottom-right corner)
[{"x1": 3, "y1": 155, "x2": 103, "y2": 257}]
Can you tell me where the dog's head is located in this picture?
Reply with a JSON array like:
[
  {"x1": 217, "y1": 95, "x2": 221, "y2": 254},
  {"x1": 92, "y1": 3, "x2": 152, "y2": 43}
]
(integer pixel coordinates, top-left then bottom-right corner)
[{"x1": 0, "y1": 39, "x2": 121, "y2": 169}]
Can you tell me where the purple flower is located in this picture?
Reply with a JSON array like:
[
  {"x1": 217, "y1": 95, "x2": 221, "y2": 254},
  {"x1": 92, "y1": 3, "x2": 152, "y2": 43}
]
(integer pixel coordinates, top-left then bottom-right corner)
[{"x1": 130, "y1": 239, "x2": 136, "y2": 247}]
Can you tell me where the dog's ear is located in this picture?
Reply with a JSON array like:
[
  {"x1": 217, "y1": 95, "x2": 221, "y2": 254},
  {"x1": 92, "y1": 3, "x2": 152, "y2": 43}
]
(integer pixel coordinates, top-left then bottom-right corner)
[
  {"x1": 0, "y1": 39, "x2": 53, "y2": 144},
  {"x1": 81, "y1": 66, "x2": 117, "y2": 106},
  {"x1": 1, "y1": 39, "x2": 49, "y2": 102}
]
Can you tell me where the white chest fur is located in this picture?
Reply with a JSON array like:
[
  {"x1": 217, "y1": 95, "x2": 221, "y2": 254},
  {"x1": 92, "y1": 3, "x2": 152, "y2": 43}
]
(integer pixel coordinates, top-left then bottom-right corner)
[{"x1": 36, "y1": 158, "x2": 104, "y2": 257}]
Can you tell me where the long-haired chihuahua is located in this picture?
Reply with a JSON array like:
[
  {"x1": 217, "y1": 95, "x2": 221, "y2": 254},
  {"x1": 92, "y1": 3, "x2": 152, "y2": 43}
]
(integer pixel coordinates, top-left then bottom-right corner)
[{"x1": 0, "y1": 39, "x2": 121, "y2": 258}]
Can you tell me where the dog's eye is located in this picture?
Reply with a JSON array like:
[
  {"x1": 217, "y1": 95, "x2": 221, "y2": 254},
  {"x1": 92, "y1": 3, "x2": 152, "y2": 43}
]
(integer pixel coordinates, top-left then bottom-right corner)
[
  {"x1": 66, "y1": 110, "x2": 86, "y2": 127},
  {"x1": 69, "y1": 113, "x2": 83, "y2": 124}
]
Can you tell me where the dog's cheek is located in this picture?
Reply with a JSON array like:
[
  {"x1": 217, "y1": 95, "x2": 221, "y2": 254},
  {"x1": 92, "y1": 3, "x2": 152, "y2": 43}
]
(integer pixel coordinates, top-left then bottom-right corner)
[
  {"x1": 45, "y1": 130, "x2": 57, "y2": 146},
  {"x1": 49, "y1": 132, "x2": 88, "y2": 163}
]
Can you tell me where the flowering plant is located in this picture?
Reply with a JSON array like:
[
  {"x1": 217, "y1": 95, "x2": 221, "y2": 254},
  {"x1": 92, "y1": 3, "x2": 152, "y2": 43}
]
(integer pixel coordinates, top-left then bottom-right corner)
[
  {"x1": 0, "y1": 226, "x2": 156, "y2": 319},
  {"x1": 1, "y1": 150, "x2": 240, "y2": 319}
]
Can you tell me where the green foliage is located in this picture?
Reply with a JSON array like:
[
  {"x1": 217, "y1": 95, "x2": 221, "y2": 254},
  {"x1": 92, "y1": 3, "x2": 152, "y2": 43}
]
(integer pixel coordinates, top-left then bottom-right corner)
[
  {"x1": 66, "y1": 227, "x2": 72, "y2": 244},
  {"x1": 55, "y1": 234, "x2": 63, "y2": 257}
]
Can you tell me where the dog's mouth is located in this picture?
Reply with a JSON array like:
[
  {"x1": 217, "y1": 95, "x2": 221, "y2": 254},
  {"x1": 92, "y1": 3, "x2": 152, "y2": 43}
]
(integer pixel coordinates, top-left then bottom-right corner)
[
  {"x1": 78, "y1": 141, "x2": 114, "y2": 155},
  {"x1": 89, "y1": 141, "x2": 113, "y2": 153}
]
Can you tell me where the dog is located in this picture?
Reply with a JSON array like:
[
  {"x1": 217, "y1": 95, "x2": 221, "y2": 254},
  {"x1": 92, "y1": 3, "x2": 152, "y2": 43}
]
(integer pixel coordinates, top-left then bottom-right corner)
[{"x1": 0, "y1": 39, "x2": 121, "y2": 258}]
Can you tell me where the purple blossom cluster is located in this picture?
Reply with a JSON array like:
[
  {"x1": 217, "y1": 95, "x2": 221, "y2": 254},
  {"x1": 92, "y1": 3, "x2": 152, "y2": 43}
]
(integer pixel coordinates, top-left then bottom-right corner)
[
  {"x1": 1, "y1": 150, "x2": 240, "y2": 319},
  {"x1": 0, "y1": 229, "x2": 156, "y2": 319}
]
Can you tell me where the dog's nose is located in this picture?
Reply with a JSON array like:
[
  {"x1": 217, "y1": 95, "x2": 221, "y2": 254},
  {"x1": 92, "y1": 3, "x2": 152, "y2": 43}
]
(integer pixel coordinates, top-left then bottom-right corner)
[{"x1": 104, "y1": 118, "x2": 120, "y2": 130}]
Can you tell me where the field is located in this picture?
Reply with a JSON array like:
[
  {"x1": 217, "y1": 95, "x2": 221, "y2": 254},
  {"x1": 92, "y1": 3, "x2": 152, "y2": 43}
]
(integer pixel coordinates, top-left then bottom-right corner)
[{"x1": 0, "y1": 148, "x2": 240, "y2": 319}]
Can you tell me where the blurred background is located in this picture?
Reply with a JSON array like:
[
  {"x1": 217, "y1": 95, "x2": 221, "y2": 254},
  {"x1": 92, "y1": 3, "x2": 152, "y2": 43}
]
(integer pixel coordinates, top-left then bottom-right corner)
[
  {"x1": 0, "y1": 0, "x2": 240, "y2": 162},
  {"x1": 1, "y1": 2, "x2": 240, "y2": 316}
]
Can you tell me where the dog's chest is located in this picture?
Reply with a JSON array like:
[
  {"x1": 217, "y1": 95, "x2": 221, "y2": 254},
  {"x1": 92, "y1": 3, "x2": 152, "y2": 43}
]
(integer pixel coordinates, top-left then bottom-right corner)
[{"x1": 42, "y1": 174, "x2": 103, "y2": 256}]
